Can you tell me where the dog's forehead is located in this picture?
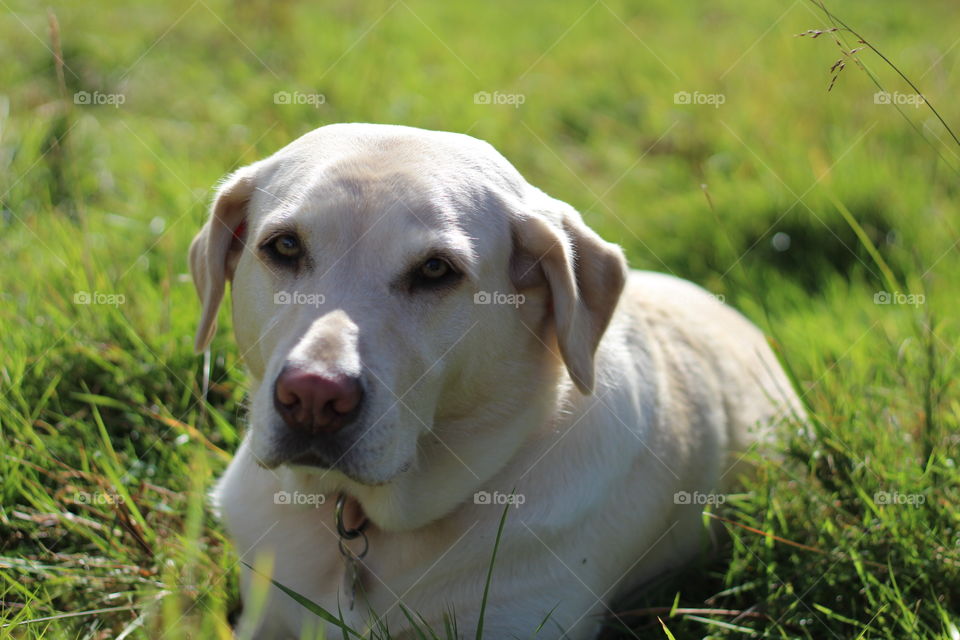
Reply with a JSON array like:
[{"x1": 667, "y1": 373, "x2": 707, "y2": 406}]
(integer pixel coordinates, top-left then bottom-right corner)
[
  {"x1": 254, "y1": 124, "x2": 527, "y2": 211},
  {"x1": 277, "y1": 123, "x2": 524, "y2": 178}
]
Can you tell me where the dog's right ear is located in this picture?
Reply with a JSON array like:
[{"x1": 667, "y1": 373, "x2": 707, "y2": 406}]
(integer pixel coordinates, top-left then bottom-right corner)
[{"x1": 189, "y1": 166, "x2": 258, "y2": 353}]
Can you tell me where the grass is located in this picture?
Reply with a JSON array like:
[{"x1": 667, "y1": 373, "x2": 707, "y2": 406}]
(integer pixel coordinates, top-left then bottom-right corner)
[{"x1": 1, "y1": 0, "x2": 959, "y2": 637}]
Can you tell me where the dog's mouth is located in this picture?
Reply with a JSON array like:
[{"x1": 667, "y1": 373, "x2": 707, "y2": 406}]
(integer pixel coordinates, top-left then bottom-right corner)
[
  {"x1": 255, "y1": 426, "x2": 403, "y2": 487},
  {"x1": 255, "y1": 449, "x2": 367, "y2": 482},
  {"x1": 255, "y1": 441, "x2": 343, "y2": 472},
  {"x1": 286, "y1": 450, "x2": 329, "y2": 469}
]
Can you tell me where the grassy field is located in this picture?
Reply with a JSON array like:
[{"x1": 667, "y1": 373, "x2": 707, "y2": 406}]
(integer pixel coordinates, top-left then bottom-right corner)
[{"x1": 1, "y1": 0, "x2": 959, "y2": 637}]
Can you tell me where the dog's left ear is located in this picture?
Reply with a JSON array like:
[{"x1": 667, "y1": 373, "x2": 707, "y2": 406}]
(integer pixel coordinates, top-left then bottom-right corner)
[
  {"x1": 188, "y1": 165, "x2": 259, "y2": 353},
  {"x1": 511, "y1": 192, "x2": 628, "y2": 394}
]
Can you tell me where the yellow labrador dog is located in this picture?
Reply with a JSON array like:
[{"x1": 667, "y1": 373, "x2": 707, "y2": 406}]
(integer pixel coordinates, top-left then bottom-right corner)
[{"x1": 189, "y1": 123, "x2": 802, "y2": 639}]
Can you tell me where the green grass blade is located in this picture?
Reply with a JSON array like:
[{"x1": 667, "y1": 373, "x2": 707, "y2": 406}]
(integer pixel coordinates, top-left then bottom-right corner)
[
  {"x1": 474, "y1": 496, "x2": 512, "y2": 640},
  {"x1": 243, "y1": 564, "x2": 364, "y2": 640}
]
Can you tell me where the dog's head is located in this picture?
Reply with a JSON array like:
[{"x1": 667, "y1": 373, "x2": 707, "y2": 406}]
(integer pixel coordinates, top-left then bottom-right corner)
[{"x1": 190, "y1": 124, "x2": 626, "y2": 520}]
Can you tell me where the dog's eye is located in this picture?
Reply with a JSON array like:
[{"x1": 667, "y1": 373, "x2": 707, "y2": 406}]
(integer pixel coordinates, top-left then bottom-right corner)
[
  {"x1": 262, "y1": 233, "x2": 303, "y2": 266},
  {"x1": 420, "y1": 258, "x2": 450, "y2": 279},
  {"x1": 273, "y1": 235, "x2": 301, "y2": 257},
  {"x1": 410, "y1": 256, "x2": 460, "y2": 291}
]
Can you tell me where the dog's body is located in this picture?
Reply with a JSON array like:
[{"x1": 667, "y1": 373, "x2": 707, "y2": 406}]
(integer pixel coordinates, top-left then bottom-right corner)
[{"x1": 189, "y1": 123, "x2": 802, "y2": 639}]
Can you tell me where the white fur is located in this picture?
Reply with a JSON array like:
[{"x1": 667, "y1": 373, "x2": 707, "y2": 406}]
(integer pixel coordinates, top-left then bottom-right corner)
[{"x1": 188, "y1": 123, "x2": 803, "y2": 639}]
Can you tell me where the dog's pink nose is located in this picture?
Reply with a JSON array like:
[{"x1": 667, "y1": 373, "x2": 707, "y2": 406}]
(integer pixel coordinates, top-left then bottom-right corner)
[{"x1": 274, "y1": 367, "x2": 363, "y2": 433}]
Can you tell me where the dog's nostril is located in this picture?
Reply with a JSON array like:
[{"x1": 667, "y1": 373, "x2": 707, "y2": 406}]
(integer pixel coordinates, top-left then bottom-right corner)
[
  {"x1": 275, "y1": 380, "x2": 302, "y2": 408},
  {"x1": 273, "y1": 366, "x2": 363, "y2": 434}
]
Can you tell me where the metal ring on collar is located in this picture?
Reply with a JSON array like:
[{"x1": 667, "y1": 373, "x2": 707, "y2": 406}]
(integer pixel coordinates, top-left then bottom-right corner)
[
  {"x1": 338, "y1": 530, "x2": 369, "y2": 560},
  {"x1": 335, "y1": 492, "x2": 368, "y2": 540}
]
